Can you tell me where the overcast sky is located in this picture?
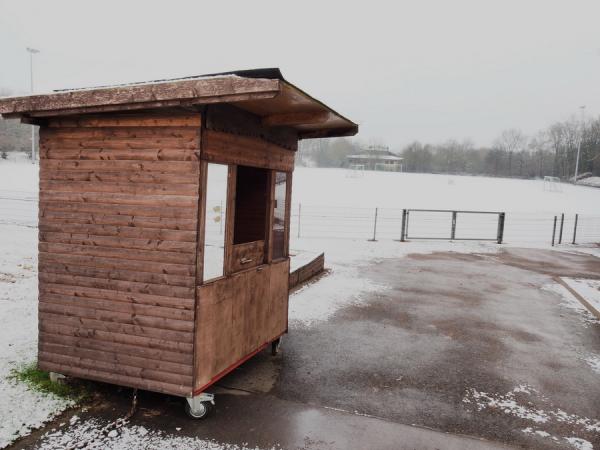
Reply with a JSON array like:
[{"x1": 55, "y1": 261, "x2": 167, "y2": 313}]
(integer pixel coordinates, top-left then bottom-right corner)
[{"x1": 1, "y1": 0, "x2": 599, "y2": 148}]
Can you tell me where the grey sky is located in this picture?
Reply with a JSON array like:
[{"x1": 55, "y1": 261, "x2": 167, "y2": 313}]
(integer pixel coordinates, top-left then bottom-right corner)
[{"x1": 1, "y1": 0, "x2": 599, "y2": 149}]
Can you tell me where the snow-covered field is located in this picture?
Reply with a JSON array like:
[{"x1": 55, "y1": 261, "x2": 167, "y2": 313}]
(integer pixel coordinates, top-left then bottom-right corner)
[
  {"x1": 1, "y1": 162, "x2": 600, "y2": 243},
  {"x1": 0, "y1": 160, "x2": 599, "y2": 448},
  {"x1": 292, "y1": 167, "x2": 600, "y2": 213},
  {"x1": 289, "y1": 168, "x2": 600, "y2": 243}
]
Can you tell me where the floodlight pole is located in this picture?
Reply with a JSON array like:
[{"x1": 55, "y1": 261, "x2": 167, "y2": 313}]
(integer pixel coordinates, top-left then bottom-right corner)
[
  {"x1": 574, "y1": 105, "x2": 585, "y2": 182},
  {"x1": 26, "y1": 47, "x2": 40, "y2": 164}
]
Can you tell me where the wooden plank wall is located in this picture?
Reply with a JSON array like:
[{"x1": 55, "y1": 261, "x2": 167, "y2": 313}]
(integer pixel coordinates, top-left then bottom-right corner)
[
  {"x1": 37, "y1": 112, "x2": 201, "y2": 397},
  {"x1": 288, "y1": 253, "x2": 325, "y2": 289},
  {"x1": 194, "y1": 259, "x2": 290, "y2": 392}
]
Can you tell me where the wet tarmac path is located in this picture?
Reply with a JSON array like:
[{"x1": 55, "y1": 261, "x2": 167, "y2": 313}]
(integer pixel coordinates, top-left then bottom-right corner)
[{"x1": 11, "y1": 247, "x2": 600, "y2": 449}]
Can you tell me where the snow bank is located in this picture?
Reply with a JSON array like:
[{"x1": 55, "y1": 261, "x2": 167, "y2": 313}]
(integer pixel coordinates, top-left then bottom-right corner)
[{"x1": 578, "y1": 177, "x2": 600, "y2": 188}]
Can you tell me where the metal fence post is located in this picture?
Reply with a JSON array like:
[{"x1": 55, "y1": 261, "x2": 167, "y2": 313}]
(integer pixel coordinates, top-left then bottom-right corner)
[
  {"x1": 572, "y1": 214, "x2": 578, "y2": 244},
  {"x1": 551, "y1": 216, "x2": 557, "y2": 246},
  {"x1": 558, "y1": 213, "x2": 564, "y2": 244},
  {"x1": 297, "y1": 203, "x2": 301, "y2": 239},
  {"x1": 370, "y1": 207, "x2": 378, "y2": 241},
  {"x1": 450, "y1": 211, "x2": 457, "y2": 240},
  {"x1": 406, "y1": 210, "x2": 410, "y2": 240},
  {"x1": 496, "y1": 212, "x2": 505, "y2": 244},
  {"x1": 400, "y1": 209, "x2": 407, "y2": 242}
]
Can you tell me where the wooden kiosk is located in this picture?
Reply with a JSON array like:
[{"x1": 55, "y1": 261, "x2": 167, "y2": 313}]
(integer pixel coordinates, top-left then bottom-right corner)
[{"x1": 0, "y1": 69, "x2": 357, "y2": 417}]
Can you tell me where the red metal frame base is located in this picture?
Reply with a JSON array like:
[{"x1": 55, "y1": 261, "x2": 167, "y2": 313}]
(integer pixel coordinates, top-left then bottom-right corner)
[{"x1": 192, "y1": 332, "x2": 285, "y2": 397}]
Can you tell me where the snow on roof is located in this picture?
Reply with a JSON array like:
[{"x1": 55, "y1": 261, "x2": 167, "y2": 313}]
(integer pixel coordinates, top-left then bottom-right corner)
[
  {"x1": 347, "y1": 154, "x2": 403, "y2": 161},
  {"x1": 0, "y1": 68, "x2": 358, "y2": 139}
]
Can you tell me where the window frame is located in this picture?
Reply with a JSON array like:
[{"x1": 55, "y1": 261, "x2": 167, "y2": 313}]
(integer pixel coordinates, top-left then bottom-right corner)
[
  {"x1": 270, "y1": 170, "x2": 292, "y2": 262},
  {"x1": 200, "y1": 163, "x2": 292, "y2": 284}
]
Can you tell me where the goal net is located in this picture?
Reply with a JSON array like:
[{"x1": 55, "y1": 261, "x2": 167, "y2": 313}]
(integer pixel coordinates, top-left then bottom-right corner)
[
  {"x1": 347, "y1": 164, "x2": 365, "y2": 178},
  {"x1": 543, "y1": 176, "x2": 562, "y2": 192},
  {"x1": 374, "y1": 163, "x2": 402, "y2": 172}
]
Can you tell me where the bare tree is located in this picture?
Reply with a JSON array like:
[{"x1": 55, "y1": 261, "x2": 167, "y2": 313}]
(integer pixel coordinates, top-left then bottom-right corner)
[{"x1": 493, "y1": 129, "x2": 528, "y2": 177}]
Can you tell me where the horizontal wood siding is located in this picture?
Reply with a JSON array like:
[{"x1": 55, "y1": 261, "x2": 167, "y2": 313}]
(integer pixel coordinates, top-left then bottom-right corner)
[
  {"x1": 37, "y1": 112, "x2": 201, "y2": 397},
  {"x1": 289, "y1": 253, "x2": 325, "y2": 289},
  {"x1": 194, "y1": 259, "x2": 289, "y2": 391},
  {"x1": 202, "y1": 130, "x2": 295, "y2": 172}
]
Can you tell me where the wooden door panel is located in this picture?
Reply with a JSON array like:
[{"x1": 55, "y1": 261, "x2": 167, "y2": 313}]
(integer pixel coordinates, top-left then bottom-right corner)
[
  {"x1": 229, "y1": 240, "x2": 264, "y2": 272},
  {"x1": 194, "y1": 263, "x2": 278, "y2": 391},
  {"x1": 268, "y1": 259, "x2": 290, "y2": 339}
]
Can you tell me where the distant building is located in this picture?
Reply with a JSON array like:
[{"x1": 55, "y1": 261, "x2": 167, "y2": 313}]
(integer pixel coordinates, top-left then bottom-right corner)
[{"x1": 347, "y1": 145, "x2": 403, "y2": 172}]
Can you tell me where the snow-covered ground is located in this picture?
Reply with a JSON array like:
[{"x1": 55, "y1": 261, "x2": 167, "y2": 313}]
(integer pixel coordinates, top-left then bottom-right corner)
[
  {"x1": 0, "y1": 224, "x2": 75, "y2": 448},
  {"x1": 463, "y1": 384, "x2": 598, "y2": 449},
  {"x1": 288, "y1": 239, "x2": 499, "y2": 326},
  {"x1": 562, "y1": 278, "x2": 600, "y2": 316},
  {"x1": 289, "y1": 168, "x2": 600, "y2": 243},
  {"x1": 36, "y1": 416, "x2": 275, "y2": 450},
  {"x1": 292, "y1": 167, "x2": 600, "y2": 213},
  {"x1": 0, "y1": 160, "x2": 599, "y2": 448},
  {"x1": 579, "y1": 177, "x2": 600, "y2": 189}
]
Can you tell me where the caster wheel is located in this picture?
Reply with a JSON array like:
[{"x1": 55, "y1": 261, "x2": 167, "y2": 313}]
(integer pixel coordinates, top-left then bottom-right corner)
[
  {"x1": 185, "y1": 400, "x2": 213, "y2": 419},
  {"x1": 271, "y1": 337, "x2": 282, "y2": 356}
]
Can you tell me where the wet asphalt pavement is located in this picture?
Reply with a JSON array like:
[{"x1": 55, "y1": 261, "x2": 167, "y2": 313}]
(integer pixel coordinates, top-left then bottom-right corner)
[{"x1": 12, "y1": 247, "x2": 600, "y2": 450}]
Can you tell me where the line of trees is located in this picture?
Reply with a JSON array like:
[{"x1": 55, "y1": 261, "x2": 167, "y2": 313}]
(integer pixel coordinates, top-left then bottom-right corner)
[
  {"x1": 2, "y1": 83, "x2": 599, "y2": 179},
  {"x1": 299, "y1": 115, "x2": 600, "y2": 179},
  {"x1": 0, "y1": 88, "x2": 36, "y2": 157}
]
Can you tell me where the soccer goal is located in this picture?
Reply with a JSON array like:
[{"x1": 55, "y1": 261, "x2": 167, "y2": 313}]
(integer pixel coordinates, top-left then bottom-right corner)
[
  {"x1": 543, "y1": 176, "x2": 562, "y2": 192},
  {"x1": 347, "y1": 164, "x2": 365, "y2": 177},
  {"x1": 374, "y1": 162, "x2": 401, "y2": 172}
]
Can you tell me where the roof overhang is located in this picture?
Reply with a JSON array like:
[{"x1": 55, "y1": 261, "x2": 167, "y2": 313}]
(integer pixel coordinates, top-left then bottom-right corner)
[{"x1": 0, "y1": 69, "x2": 358, "y2": 139}]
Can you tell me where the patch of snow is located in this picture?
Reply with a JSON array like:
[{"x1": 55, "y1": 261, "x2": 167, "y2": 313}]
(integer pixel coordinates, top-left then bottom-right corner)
[
  {"x1": 289, "y1": 265, "x2": 390, "y2": 326},
  {"x1": 0, "y1": 226, "x2": 75, "y2": 448},
  {"x1": 464, "y1": 386, "x2": 600, "y2": 435},
  {"x1": 0, "y1": 162, "x2": 76, "y2": 447},
  {"x1": 581, "y1": 354, "x2": 600, "y2": 375},
  {"x1": 565, "y1": 437, "x2": 594, "y2": 450},
  {"x1": 464, "y1": 387, "x2": 549, "y2": 423},
  {"x1": 288, "y1": 238, "x2": 500, "y2": 327},
  {"x1": 541, "y1": 282, "x2": 600, "y2": 327},
  {"x1": 562, "y1": 278, "x2": 600, "y2": 316},
  {"x1": 513, "y1": 384, "x2": 533, "y2": 394},
  {"x1": 35, "y1": 418, "x2": 276, "y2": 450},
  {"x1": 563, "y1": 247, "x2": 600, "y2": 260},
  {"x1": 522, "y1": 427, "x2": 560, "y2": 441}
]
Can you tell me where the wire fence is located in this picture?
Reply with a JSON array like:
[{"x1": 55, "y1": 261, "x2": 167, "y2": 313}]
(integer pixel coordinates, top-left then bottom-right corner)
[
  {"x1": 1, "y1": 191, "x2": 599, "y2": 246},
  {"x1": 290, "y1": 203, "x2": 600, "y2": 245}
]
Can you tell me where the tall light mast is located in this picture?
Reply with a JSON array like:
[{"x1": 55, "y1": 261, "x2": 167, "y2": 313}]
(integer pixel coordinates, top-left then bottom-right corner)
[{"x1": 26, "y1": 47, "x2": 40, "y2": 163}]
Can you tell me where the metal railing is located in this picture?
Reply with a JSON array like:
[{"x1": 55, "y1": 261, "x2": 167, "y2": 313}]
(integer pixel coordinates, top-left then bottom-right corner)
[
  {"x1": 290, "y1": 203, "x2": 600, "y2": 246},
  {"x1": 399, "y1": 209, "x2": 505, "y2": 244},
  {"x1": 2, "y1": 191, "x2": 599, "y2": 246}
]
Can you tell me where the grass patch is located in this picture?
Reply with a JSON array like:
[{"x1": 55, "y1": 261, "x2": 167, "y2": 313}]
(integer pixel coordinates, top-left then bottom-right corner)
[{"x1": 10, "y1": 363, "x2": 88, "y2": 400}]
